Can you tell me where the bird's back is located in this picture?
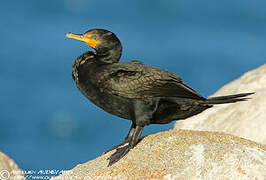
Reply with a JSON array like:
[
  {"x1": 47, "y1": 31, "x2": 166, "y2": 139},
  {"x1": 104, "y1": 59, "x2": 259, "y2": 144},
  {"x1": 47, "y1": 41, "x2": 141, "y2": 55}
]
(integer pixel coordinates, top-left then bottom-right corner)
[{"x1": 91, "y1": 60, "x2": 205, "y2": 100}]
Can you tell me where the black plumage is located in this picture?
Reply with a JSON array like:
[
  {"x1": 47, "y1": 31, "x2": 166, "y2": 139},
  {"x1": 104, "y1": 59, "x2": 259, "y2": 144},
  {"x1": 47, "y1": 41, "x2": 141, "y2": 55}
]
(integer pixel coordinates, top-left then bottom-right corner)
[{"x1": 66, "y1": 29, "x2": 254, "y2": 166}]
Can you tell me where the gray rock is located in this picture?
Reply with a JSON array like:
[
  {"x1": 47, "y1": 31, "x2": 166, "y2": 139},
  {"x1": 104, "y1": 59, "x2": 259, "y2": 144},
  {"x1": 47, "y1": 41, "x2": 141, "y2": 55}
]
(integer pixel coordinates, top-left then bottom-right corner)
[
  {"x1": 52, "y1": 130, "x2": 266, "y2": 179},
  {"x1": 0, "y1": 152, "x2": 25, "y2": 180},
  {"x1": 175, "y1": 64, "x2": 266, "y2": 144}
]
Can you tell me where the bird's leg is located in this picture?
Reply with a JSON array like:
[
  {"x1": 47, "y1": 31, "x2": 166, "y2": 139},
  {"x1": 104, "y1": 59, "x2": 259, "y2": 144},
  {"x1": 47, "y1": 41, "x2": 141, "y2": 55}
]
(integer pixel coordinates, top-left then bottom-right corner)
[
  {"x1": 107, "y1": 125, "x2": 143, "y2": 166},
  {"x1": 103, "y1": 123, "x2": 136, "y2": 154},
  {"x1": 107, "y1": 100, "x2": 155, "y2": 166}
]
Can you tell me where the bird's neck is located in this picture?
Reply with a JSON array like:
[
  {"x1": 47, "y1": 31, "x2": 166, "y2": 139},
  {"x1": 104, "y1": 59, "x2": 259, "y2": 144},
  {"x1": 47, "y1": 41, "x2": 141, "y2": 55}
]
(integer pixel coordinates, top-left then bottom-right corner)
[
  {"x1": 72, "y1": 44, "x2": 122, "y2": 82},
  {"x1": 96, "y1": 44, "x2": 122, "y2": 64},
  {"x1": 72, "y1": 51, "x2": 96, "y2": 81}
]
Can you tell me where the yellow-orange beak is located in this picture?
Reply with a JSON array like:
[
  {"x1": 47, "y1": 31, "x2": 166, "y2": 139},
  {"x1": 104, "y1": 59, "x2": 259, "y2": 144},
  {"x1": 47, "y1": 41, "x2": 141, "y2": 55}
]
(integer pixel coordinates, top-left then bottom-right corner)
[{"x1": 66, "y1": 32, "x2": 98, "y2": 49}]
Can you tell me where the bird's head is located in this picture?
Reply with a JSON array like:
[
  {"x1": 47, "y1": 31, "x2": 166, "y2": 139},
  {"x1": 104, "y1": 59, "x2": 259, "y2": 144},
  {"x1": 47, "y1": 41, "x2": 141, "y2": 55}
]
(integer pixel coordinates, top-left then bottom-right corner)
[{"x1": 66, "y1": 29, "x2": 122, "y2": 63}]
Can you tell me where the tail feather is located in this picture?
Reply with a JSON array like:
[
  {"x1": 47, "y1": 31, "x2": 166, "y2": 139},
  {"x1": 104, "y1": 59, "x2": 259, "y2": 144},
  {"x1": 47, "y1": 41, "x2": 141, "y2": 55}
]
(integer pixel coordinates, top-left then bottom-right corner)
[{"x1": 201, "y1": 92, "x2": 254, "y2": 105}]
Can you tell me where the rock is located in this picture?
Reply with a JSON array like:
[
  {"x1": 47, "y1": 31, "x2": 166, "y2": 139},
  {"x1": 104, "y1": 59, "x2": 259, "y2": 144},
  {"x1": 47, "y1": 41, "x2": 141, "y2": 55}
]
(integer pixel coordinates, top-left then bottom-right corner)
[
  {"x1": 175, "y1": 64, "x2": 266, "y2": 144},
  {"x1": 52, "y1": 129, "x2": 266, "y2": 179},
  {"x1": 0, "y1": 152, "x2": 25, "y2": 180}
]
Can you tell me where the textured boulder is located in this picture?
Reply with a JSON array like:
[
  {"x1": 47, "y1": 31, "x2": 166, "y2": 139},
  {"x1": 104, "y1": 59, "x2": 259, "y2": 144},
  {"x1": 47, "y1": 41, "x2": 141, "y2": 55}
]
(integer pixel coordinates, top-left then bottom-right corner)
[
  {"x1": 175, "y1": 64, "x2": 266, "y2": 144},
  {"x1": 52, "y1": 129, "x2": 266, "y2": 179},
  {"x1": 0, "y1": 152, "x2": 25, "y2": 180}
]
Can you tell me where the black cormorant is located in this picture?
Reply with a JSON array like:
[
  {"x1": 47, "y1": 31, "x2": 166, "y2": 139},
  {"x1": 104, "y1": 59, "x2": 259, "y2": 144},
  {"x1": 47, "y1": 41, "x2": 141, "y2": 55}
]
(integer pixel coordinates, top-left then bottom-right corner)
[{"x1": 66, "y1": 29, "x2": 253, "y2": 166}]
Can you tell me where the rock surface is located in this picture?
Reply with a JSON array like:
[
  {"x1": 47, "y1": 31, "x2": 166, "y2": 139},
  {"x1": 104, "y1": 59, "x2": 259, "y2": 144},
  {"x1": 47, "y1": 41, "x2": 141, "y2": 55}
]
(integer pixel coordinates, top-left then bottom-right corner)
[
  {"x1": 52, "y1": 129, "x2": 266, "y2": 179},
  {"x1": 0, "y1": 152, "x2": 25, "y2": 180},
  {"x1": 175, "y1": 64, "x2": 266, "y2": 144}
]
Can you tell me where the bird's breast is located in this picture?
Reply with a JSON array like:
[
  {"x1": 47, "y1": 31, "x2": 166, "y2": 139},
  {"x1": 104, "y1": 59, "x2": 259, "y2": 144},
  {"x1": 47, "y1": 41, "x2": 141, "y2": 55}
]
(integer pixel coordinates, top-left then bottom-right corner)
[{"x1": 73, "y1": 68, "x2": 133, "y2": 120}]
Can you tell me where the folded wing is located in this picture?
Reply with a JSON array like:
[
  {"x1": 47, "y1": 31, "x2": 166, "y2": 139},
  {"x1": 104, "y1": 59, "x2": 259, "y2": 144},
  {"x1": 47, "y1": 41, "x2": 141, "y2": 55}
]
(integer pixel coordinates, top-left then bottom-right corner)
[{"x1": 94, "y1": 61, "x2": 205, "y2": 100}]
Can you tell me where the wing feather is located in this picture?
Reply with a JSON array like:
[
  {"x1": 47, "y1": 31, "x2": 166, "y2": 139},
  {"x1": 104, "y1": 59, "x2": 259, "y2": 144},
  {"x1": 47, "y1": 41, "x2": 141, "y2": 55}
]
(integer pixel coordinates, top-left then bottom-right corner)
[{"x1": 94, "y1": 61, "x2": 204, "y2": 100}]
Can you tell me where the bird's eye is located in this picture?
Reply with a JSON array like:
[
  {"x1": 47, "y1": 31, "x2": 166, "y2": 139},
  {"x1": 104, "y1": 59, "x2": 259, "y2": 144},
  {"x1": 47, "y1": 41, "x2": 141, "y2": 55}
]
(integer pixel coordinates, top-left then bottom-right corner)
[{"x1": 91, "y1": 35, "x2": 96, "y2": 39}]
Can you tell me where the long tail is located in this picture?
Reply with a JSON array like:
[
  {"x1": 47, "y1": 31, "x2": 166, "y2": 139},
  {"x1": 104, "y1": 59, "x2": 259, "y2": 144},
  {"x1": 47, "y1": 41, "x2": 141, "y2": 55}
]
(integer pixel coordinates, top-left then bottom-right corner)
[{"x1": 201, "y1": 92, "x2": 254, "y2": 105}]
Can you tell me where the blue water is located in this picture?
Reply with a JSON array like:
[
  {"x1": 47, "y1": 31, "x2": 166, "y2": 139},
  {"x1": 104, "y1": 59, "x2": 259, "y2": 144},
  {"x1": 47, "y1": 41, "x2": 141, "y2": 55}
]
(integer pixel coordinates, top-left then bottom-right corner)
[{"x1": 1, "y1": 0, "x2": 265, "y2": 173}]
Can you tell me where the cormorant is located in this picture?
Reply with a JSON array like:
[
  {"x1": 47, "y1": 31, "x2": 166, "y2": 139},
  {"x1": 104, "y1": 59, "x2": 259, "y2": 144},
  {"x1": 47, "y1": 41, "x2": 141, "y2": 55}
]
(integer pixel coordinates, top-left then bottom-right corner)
[{"x1": 66, "y1": 29, "x2": 253, "y2": 166}]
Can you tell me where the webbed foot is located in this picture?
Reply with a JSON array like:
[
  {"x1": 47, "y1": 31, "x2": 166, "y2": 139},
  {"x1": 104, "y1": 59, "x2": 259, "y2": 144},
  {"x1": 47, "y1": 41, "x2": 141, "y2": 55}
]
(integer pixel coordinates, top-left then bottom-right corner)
[
  {"x1": 107, "y1": 125, "x2": 143, "y2": 166},
  {"x1": 107, "y1": 145, "x2": 130, "y2": 166}
]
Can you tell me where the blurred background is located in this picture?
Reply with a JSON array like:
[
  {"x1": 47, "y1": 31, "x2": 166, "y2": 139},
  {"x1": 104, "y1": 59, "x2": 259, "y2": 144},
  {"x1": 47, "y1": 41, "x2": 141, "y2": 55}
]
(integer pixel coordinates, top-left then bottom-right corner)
[{"x1": 0, "y1": 0, "x2": 265, "y2": 173}]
